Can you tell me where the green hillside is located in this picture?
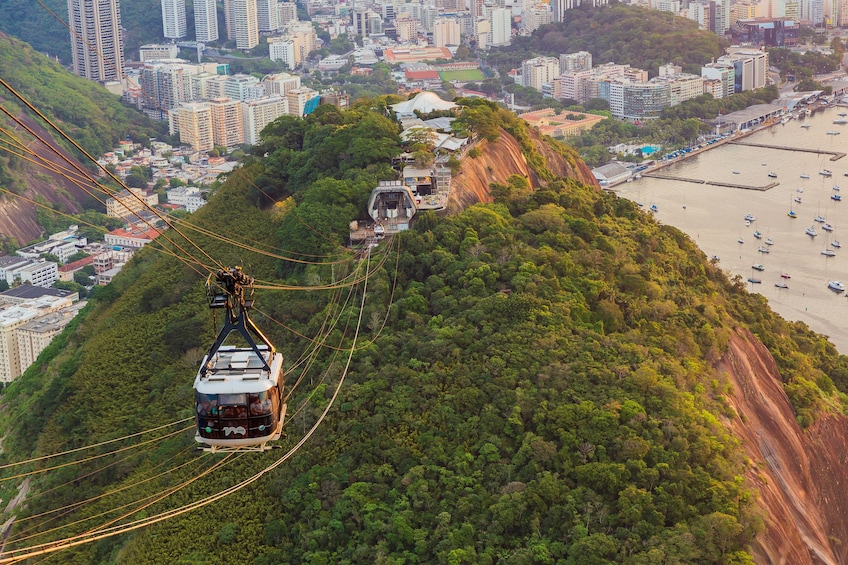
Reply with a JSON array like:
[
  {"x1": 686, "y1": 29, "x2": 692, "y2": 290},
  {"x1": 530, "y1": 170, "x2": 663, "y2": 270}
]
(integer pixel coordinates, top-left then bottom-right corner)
[{"x1": 0, "y1": 99, "x2": 846, "y2": 563}]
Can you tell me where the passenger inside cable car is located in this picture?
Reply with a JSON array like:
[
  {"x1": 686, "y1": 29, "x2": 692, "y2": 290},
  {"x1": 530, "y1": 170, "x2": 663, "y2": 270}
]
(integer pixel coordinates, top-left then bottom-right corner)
[{"x1": 195, "y1": 388, "x2": 279, "y2": 441}]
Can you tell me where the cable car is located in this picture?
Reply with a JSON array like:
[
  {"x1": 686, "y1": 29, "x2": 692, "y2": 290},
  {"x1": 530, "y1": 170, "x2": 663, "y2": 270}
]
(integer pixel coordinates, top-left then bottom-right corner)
[{"x1": 194, "y1": 267, "x2": 286, "y2": 452}]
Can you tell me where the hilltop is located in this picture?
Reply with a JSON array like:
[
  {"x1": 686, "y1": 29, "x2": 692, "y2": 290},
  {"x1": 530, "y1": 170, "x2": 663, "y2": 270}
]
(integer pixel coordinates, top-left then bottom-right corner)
[{"x1": 0, "y1": 99, "x2": 846, "y2": 563}]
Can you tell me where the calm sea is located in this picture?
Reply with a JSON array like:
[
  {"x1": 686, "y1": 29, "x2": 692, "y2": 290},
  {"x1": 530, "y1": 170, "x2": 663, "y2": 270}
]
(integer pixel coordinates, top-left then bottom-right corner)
[{"x1": 616, "y1": 106, "x2": 848, "y2": 353}]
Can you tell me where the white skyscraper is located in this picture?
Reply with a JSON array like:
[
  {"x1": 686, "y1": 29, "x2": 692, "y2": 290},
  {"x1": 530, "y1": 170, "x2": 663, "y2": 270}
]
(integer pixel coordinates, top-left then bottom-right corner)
[
  {"x1": 490, "y1": 8, "x2": 511, "y2": 46},
  {"x1": 233, "y1": 0, "x2": 259, "y2": 49},
  {"x1": 194, "y1": 0, "x2": 219, "y2": 42},
  {"x1": 161, "y1": 0, "x2": 188, "y2": 39},
  {"x1": 68, "y1": 0, "x2": 125, "y2": 82},
  {"x1": 257, "y1": 0, "x2": 280, "y2": 31}
]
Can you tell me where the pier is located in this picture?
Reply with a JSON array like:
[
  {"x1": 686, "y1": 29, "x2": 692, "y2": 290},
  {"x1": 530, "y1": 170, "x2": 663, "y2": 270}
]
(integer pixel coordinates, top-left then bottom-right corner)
[
  {"x1": 727, "y1": 141, "x2": 846, "y2": 161},
  {"x1": 642, "y1": 172, "x2": 778, "y2": 191}
]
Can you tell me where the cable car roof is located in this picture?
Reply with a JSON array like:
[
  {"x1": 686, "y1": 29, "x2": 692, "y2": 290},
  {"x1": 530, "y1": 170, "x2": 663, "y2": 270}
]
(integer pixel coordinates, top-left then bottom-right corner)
[{"x1": 194, "y1": 345, "x2": 282, "y2": 395}]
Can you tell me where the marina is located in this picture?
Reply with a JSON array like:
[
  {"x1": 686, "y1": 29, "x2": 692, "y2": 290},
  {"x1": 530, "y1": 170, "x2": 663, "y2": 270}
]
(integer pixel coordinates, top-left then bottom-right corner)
[{"x1": 617, "y1": 105, "x2": 848, "y2": 352}]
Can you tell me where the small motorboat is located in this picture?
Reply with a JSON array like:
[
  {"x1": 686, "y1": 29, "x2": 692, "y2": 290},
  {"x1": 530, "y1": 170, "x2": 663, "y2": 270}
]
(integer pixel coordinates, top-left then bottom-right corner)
[
  {"x1": 800, "y1": 174, "x2": 810, "y2": 179},
  {"x1": 780, "y1": 273, "x2": 791, "y2": 279},
  {"x1": 752, "y1": 264, "x2": 765, "y2": 271},
  {"x1": 788, "y1": 210, "x2": 798, "y2": 218},
  {"x1": 823, "y1": 223, "x2": 834, "y2": 232},
  {"x1": 710, "y1": 255, "x2": 720, "y2": 261},
  {"x1": 832, "y1": 241, "x2": 842, "y2": 249},
  {"x1": 650, "y1": 204, "x2": 658, "y2": 213},
  {"x1": 806, "y1": 226, "x2": 817, "y2": 237},
  {"x1": 738, "y1": 237, "x2": 744, "y2": 244},
  {"x1": 834, "y1": 185, "x2": 841, "y2": 191},
  {"x1": 821, "y1": 169, "x2": 833, "y2": 177},
  {"x1": 748, "y1": 277, "x2": 762, "y2": 284},
  {"x1": 822, "y1": 249, "x2": 837, "y2": 257},
  {"x1": 815, "y1": 215, "x2": 826, "y2": 223},
  {"x1": 775, "y1": 282, "x2": 788, "y2": 289},
  {"x1": 828, "y1": 280, "x2": 845, "y2": 292},
  {"x1": 794, "y1": 196, "x2": 802, "y2": 203},
  {"x1": 833, "y1": 194, "x2": 842, "y2": 202},
  {"x1": 733, "y1": 170, "x2": 741, "y2": 174},
  {"x1": 768, "y1": 172, "x2": 778, "y2": 178},
  {"x1": 758, "y1": 247, "x2": 770, "y2": 253},
  {"x1": 765, "y1": 238, "x2": 774, "y2": 245},
  {"x1": 744, "y1": 213, "x2": 756, "y2": 222},
  {"x1": 753, "y1": 230, "x2": 762, "y2": 239}
]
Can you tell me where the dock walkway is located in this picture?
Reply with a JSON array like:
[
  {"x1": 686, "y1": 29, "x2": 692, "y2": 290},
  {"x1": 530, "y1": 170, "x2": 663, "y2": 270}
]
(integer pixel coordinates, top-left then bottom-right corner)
[
  {"x1": 728, "y1": 141, "x2": 845, "y2": 161},
  {"x1": 642, "y1": 172, "x2": 778, "y2": 191}
]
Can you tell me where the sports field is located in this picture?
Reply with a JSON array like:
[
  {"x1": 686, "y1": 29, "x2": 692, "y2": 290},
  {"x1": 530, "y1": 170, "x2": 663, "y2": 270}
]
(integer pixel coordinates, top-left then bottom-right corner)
[{"x1": 438, "y1": 69, "x2": 485, "y2": 82}]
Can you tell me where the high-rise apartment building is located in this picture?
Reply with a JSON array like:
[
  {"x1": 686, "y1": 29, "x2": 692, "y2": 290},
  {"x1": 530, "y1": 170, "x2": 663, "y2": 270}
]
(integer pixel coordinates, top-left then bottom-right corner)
[
  {"x1": 257, "y1": 0, "x2": 280, "y2": 31},
  {"x1": 490, "y1": 8, "x2": 511, "y2": 46},
  {"x1": 232, "y1": 0, "x2": 259, "y2": 49},
  {"x1": 139, "y1": 63, "x2": 187, "y2": 120},
  {"x1": 523, "y1": 6, "x2": 553, "y2": 33},
  {"x1": 242, "y1": 96, "x2": 289, "y2": 145},
  {"x1": 172, "y1": 101, "x2": 214, "y2": 151},
  {"x1": 560, "y1": 51, "x2": 592, "y2": 72},
  {"x1": 395, "y1": 17, "x2": 419, "y2": 41},
  {"x1": 520, "y1": 56, "x2": 560, "y2": 92},
  {"x1": 68, "y1": 0, "x2": 125, "y2": 82},
  {"x1": 278, "y1": 2, "x2": 298, "y2": 26},
  {"x1": 194, "y1": 0, "x2": 219, "y2": 42},
  {"x1": 161, "y1": 0, "x2": 187, "y2": 39},
  {"x1": 433, "y1": 17, "x2": 461, "y2": 47},
  {"x1": 209, "y1": 98, "x2": 244, "y2": 148}
]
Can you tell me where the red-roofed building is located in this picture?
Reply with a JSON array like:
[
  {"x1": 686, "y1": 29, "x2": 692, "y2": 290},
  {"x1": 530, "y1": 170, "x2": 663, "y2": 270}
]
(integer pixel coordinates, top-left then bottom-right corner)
[
  {"x1": 57, "y1": 256, "x2": 95, "y2": 282},
  {"x1": 404, "y1": 69, "x2": 442, "y2": 89},
  {"x1": 104, "y1": 227, "x2": 161, "y2": 248}
]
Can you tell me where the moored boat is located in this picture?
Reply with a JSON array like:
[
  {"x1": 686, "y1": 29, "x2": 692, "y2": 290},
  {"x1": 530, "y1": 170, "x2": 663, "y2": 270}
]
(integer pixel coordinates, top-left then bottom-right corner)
[
  {"x1": 806, "y1": 226, "x2": 817, "y2": 237},
  {"x1": 752, "y1": 264, "x2": 765, "y2": 271},
  {"x1": 775, "y1": 282, "x2": 788, "y2": 289},
  {"x1": 828, "y1": 280, "x2": 846, "y2": 292}
]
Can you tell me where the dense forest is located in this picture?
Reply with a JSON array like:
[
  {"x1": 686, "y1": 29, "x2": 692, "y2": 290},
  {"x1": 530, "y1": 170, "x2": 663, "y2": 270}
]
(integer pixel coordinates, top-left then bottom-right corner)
[
  {"x1": 0, "y1": 98, "x2": 845, "y2": 563},
  {"x1": 486, "y1": 4, "x2": 728, "y2": 78}
]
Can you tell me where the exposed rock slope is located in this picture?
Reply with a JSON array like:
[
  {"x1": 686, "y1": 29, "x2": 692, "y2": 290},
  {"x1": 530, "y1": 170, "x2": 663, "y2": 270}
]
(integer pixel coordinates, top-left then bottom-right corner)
[
  {"x1": 0, "y1": 114, "x2": 89, "y2": 245},
  {"x1": 448, "y1": 128, "x2": 599, "y2": 210},
  {"x1": 720, "y1": 328, "x2": 848, "y2": 564}
]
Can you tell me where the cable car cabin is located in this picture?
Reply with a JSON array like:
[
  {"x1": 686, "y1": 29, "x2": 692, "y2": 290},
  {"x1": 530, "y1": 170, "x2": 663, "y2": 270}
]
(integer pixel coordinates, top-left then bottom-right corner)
[{"x1": 194, "y1": 345, "x2": 286, "y2": 451}]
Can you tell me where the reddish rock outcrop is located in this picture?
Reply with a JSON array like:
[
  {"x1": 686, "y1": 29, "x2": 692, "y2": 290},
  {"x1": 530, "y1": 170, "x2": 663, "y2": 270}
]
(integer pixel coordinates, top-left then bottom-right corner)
[
  {"x1": 448, "y1": 128, "x2": 599, "y2": 211},
  {"x1": 0, "y1": 112, "x2": 89, "y2": 245},
  {"x1": 719, "y1": 328, "x2": 848, "y2": 564}
]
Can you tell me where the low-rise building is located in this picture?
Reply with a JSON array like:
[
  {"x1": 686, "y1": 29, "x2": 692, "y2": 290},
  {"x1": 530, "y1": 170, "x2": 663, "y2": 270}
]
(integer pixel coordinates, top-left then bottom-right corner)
[{"x1": 104, "y1": 227, "x2": 162, "y2": 248}]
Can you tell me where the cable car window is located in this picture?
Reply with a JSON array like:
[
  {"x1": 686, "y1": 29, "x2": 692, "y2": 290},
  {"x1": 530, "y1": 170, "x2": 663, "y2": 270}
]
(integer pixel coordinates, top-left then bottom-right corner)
[
  {"x1": 248, "y1": 392, "x2": 272, "y2": 416},
  {"x1": 196, "y1": 393, "x2": 218, "y2": 416},
  {"x1": 218, "y1": 393, "x2": 246, "y2": 405}
]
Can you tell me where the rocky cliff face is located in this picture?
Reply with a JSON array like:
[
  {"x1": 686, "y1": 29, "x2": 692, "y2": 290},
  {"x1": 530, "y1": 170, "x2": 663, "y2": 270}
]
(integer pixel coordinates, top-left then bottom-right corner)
[
  {"x1": 448, "y1": 127, "x2": 848, "y2": 563},
  {"x1": 448, "y1": 128, "x2": 599, "y2": 210},
  {"x1": 720, "y1": 328, "x2": 848, "y2": 564},
  {"x1": 0, "y1": 113, "x2": 89, "y2": 246}
]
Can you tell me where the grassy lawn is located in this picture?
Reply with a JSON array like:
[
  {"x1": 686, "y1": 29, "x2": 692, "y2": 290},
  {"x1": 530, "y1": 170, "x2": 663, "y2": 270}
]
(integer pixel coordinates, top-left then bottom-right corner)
[{"x1": 438, "y1": 69, "x2": 485, "y2": 82}]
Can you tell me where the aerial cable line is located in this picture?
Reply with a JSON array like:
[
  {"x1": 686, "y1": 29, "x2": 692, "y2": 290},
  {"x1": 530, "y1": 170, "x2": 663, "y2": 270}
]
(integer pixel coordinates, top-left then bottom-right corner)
[
  {"x1": 0, "y1": 419, "x2": 193, "y2": 473},
  {"x1": 0, "y1": 251, "x2": 372, "y2": 563},
  {"x1": 6, "y1": 452, "x2": 220, "y2": 548},
  {"x1": 0, "y1": 80, "x2": 226, "y2": 275},
  {"x1": 7, "y1": 448, "x2": 204, "y2": 544},
  {"x1": 0, "y1": 104, "x2": 217, "y2": 275},
  {"x1": 252, "y1": 233, "x2": 401, "y2": 353},
  {"x1": 0, "y1": 426, "x2": 193, "y2": 484}
]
